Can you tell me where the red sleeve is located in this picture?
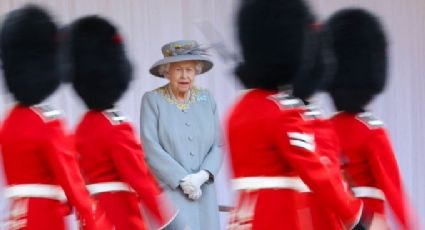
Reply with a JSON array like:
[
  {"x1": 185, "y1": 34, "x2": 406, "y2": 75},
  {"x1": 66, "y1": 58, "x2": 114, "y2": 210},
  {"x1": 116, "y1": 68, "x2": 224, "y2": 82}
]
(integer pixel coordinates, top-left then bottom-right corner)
[
  {"x1": 109, "y1": 122, "x2": 165, "y2": 225},
  {"x1": 275, "y1": 111, "x2": 362, "y2": 227},
  {"x1": 365, "y1": 128, "x2": 417, "y2": 230},
  {"x1": 43, "y1": 119, "x2": 112, "y2": 230}
]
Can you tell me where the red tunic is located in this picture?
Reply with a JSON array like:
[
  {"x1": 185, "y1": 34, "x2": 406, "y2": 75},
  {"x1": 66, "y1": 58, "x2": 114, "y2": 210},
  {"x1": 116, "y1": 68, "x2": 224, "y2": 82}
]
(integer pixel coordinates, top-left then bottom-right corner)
[
  {"x1": 0, "y1": 105, "x2": 112, "y2": 230},
  {"x1": 226, "y1": 89, "x2": 361, "y2": 230},
  {"x1": 74, "y1": 110, "x2": 166, "y2": 230},
  {"x1": 331, "y1": 111, "x2": 416, "y2": 229},
  {"x1": 296, "y1": 106, "x2": 347, "y2": 230}
]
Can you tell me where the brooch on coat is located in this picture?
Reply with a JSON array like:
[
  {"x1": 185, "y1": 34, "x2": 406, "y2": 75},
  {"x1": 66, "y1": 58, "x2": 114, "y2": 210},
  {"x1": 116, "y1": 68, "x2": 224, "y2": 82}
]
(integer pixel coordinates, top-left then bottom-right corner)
[{"x1": 197, "y1": 94, "x2": 207, "y2": 102}]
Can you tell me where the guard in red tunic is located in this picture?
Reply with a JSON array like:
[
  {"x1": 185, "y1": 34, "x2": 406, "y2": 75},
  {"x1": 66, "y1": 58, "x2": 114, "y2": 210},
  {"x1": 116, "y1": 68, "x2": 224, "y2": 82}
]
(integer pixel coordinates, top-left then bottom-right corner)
[
  {"x1": 292, "y1": 105, "x2": 350, "y2": 230},
  {"x1": 0, "y1": 5, "x2": 111, "y2": 230},
  {"x1": 326, "y1": 9, "x2": 418, "y2": 229},
  {"x1": 65, "y1": 16, "x2": 171, "y2": 229},
  {"x1": 291, "y1": 20, "x2": 352, "y2": 230},
  {"x1": 226, "y1": 0, "x2": 362, "y2": 229}
]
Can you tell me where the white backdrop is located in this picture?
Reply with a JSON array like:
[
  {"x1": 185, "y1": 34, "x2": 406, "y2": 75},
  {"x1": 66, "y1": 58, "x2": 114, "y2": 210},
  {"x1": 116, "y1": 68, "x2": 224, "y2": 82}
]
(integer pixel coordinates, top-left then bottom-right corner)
[{"x1": 0, "y1": 0, "x2": 423, "y2": 229}]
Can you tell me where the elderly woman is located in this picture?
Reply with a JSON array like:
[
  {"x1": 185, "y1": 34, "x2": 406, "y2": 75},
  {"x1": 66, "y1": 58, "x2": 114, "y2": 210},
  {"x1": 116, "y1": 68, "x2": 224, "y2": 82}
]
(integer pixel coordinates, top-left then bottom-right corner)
[{"x1": 140, "y1": 40, "x2": 223, "y2": 230}]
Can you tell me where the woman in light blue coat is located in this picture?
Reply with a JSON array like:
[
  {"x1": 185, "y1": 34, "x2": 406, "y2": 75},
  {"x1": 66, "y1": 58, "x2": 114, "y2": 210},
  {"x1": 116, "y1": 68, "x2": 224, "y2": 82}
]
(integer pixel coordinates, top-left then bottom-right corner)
[{"x1": 140, "y1": 40, "x2": 223, "y2": 230}]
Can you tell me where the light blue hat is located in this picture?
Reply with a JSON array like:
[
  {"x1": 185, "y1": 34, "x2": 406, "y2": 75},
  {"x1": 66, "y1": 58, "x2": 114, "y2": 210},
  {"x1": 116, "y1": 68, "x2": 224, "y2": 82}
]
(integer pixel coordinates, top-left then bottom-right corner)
[{"x1": 149, "y1": 40, "x2": 213, "y2": 77}]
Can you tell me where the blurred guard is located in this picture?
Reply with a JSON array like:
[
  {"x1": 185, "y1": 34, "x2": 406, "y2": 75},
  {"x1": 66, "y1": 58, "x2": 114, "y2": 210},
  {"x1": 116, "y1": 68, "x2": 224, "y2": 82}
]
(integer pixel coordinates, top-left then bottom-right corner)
[
  {"x1": 292, "y1": 19, "x2": 352, "y2": 230},
  {"x1": 0, "y1": 5, "x2": 111, "y2": 230},
  {"x1": 226, "y1": 0, "x2": 362, "y2": 229},
  {"x1": 66, "y1": 16, "x2": 172, "y2": 229},
  {"x1": 326, "y1": 8, "x2": 418, "y2": 230}
]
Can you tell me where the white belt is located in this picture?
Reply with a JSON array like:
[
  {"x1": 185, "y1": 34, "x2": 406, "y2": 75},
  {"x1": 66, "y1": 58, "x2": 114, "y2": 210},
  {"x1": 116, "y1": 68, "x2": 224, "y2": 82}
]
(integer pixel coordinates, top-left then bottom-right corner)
[
  {"x1": 352, "y1": 186, "x2": 385, "y2": 200},
  {"x1": 87, "y1": 182, "x2": 134, "y2": 195},
  {"x1": 232, "y1": 176, "x2": 311, "y2": 192},
  {"x1": 5, "y1": 184, "x2": 66, "y2": 201}
]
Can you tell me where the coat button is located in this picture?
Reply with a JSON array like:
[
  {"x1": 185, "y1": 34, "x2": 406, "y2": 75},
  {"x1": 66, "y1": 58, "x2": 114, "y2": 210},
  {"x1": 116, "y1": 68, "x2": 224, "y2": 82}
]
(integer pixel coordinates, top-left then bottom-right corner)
[
  {"x1": 185, "y1": 122, "x2": 191, "y2": 127},
  {"x1": 188, "y1": 136, "x2": 193, "y2": 141},
  {"x1": 189, "y1": 152, "x2": 194, "y2": 156}
]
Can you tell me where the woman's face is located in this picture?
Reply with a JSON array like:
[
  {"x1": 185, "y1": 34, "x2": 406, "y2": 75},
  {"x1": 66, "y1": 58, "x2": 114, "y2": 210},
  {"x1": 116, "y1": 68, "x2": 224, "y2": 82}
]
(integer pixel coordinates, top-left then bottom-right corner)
[{"x1": 165, "y1": 61, "x2": 197, "y2": 96}]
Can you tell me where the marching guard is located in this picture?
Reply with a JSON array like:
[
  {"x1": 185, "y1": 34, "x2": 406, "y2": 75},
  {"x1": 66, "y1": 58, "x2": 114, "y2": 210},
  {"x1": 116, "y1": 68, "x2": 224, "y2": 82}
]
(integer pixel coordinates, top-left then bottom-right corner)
[
  {"x1": 0, "y1": 5, "x2": 112, "y2": 230},
  {"x1": 226, "y1": 0, "x2": 362, "y2": 229},
  {"x1": 65, "y1": 16, "x2": 172, "y2": 229},
  {"x1": 326, "y1": 8, "x2": 418, "y2": 229}
]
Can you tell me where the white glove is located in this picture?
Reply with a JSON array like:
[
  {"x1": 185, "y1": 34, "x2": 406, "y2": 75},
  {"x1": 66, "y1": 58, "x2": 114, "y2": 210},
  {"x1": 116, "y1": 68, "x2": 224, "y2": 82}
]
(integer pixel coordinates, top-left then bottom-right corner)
[
  {"x1": 188, "y1": 170, "x2": 210, "y2": 188},
  {"x1": 179, "y1": 170, "x2": 210, "y2": 200},
  {"x1": 180, "y1": 179, "x2": 196, "y2": 194},
  {"x1": 188, "y1": 186, "x2": 202, "y2": 200},
  {"x1": 180, "y1": 178, "x2": 202, "y2": 200}
]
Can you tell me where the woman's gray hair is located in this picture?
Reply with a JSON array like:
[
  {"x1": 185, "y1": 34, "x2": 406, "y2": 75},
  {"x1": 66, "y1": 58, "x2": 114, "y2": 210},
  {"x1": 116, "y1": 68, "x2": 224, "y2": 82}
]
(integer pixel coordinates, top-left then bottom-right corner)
[{"x1": 159, "y1": 61, "x2": 204, "y2": 76}]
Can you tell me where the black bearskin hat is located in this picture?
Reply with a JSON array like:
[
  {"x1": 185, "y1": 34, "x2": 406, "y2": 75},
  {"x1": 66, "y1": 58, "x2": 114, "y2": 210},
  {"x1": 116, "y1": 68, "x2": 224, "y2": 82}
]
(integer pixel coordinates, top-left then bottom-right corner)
[
  {"x1": 66, "y1": 16, "x2": 132, "y2": 110},
  {"x1": 235, "y1": 0, "x2": 312, "y2": 90},
  {"x1": 292, "y1": 22, "x2": 337, "y2": 101},
  {"x1": 0, "y1": 5, "x2": 60, "y2": 106},
  {"x1": 326, "y1": 9, "x2": 388, "y2": 113}
]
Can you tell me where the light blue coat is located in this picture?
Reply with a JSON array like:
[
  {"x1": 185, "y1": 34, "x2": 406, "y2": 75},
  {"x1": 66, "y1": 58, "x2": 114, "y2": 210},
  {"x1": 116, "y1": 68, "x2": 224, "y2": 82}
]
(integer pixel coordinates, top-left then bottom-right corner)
[{"x1": 140, "y1": 85, "x2": 223, "y2": 230}]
